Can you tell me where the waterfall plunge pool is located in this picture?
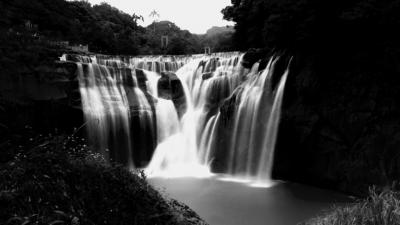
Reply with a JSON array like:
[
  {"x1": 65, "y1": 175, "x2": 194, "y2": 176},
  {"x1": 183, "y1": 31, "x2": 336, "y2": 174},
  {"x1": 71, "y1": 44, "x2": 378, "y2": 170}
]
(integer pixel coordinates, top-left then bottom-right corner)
[{"x1": 150, "y1": 177, "x2": 350, "y2": 225}]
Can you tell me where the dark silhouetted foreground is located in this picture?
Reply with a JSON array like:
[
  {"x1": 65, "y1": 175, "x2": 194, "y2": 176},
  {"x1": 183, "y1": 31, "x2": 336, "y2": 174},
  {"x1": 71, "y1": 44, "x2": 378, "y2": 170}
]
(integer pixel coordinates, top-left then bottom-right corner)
[{"x1": 0, "y1": 134, "x2": 207, "y2": 225}]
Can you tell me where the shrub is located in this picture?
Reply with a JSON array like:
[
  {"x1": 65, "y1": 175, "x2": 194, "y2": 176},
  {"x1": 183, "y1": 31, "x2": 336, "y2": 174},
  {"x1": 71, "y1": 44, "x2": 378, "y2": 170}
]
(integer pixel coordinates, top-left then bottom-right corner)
[
  {"x1": 0, "y1": 135, "x2": 206, "y2": 225},
  {"x1": 302, "y1": 188, "x2": 400, "y2": 225}
]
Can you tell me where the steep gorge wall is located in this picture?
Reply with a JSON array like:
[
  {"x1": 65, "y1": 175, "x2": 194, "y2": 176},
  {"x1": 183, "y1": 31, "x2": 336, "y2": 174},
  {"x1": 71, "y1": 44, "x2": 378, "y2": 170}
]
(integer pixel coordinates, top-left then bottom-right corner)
[{"x1": 272, "y1": 55, "x2": 400, "y2": 195}]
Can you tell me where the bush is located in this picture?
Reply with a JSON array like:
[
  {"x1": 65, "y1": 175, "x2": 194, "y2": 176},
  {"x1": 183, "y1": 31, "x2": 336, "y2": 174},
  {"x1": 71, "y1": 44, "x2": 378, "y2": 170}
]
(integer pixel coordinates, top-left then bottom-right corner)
[
  {"x1": 0, "y1": 135, "x2": 206, "y2": 225},
  {"x1": 302, "y1": 188, "x2": 400, "y2": 225}
]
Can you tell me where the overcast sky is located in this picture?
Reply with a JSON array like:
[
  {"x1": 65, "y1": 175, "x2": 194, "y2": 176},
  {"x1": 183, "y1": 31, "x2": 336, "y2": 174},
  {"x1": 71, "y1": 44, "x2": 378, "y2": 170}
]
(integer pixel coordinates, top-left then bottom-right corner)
[{"x1": 85, "y1": 0, "x2": 234, "y2": 34}]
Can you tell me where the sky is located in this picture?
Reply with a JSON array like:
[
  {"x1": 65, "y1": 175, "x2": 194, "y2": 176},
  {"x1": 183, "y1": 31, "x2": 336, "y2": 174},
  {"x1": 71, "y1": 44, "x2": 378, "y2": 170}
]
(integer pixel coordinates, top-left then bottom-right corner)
[{"x1": 85, "y1": 0, "x2": 234, "y2": 34}]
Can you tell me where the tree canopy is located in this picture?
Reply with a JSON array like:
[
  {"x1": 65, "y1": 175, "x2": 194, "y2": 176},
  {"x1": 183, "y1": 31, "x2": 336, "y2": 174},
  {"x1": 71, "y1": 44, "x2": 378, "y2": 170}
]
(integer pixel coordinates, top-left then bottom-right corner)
[
  {"x1": 0, "y1": 0, "x2": 234, "y2": 55},
  {"x1": 222, "y1": 0, "x2": 400, "y2": 57}
]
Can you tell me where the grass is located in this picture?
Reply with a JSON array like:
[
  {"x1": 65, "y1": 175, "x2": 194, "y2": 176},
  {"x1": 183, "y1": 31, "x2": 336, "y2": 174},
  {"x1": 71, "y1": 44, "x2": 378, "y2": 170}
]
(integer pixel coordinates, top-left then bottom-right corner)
[
  {"x1": 0, "y1": 134, "x2": 207, "y2": 225},
  {"x1": 302, "y1": 188, "x2": 400, "y2": 225}
]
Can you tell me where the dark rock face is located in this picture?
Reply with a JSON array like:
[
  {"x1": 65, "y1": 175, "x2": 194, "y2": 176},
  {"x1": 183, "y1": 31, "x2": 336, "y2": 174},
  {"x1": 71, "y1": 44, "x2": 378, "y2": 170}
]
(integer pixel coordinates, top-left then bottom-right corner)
[
  {"x1": 158, "y1": 71, "x2": 187, "y2": 117},
  {"x1": 121, "y1": 69, "x2": 158, "y2": 167},
  {"x1": 0, "y1": 61, "x2": 84, "y2": 136},
  {"x1": 272, "y1": 56, "x2": 400, "y2": 195},
  {"x1": 135, "y1": 69, "x2": 150, "y2": 91},
  {"x1": 202, "y1": 72, "x2": 213, "y2": 80},
  {"x1": 241, "y1": 48, "x2": 269, "y2": 69},
  {"x1": 130, "y1": 108, "x2": 157, "y2": 167},
  {"x1": 210, "y1": 87, "x2": 244, "y2": 173},
  {"x1": 0, "y1": 61, "x2": 78, "y2": 102},
  {"x1": 219, "y1": 87, "x2": 244, "y2": 126}
]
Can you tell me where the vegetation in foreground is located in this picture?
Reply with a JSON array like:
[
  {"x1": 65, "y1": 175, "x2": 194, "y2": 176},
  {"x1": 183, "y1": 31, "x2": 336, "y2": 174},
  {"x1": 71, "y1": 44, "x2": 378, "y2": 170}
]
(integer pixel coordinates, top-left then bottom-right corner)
[
  {"x1": 303, "y1": 189, "x2": 400, "y2": 225},
  {"x1": 0, "y1": 133, "x2": 207, "y2": 225}
]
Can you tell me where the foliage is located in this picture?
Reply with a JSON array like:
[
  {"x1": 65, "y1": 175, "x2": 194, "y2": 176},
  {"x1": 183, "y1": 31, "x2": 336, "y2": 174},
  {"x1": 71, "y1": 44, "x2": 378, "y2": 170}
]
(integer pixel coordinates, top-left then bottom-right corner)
[
  {"x1": 1, "y1": 0, "x2": 145, "y2": 55},
  {"x1": 302, "y1": 188, "x2": 400, "y2": 225},
  {"x1": 142, "y1": 21, "x2": 203, "y2": 55},
  {"x1": 140, "y1": 22, "x2": 236, "y2": 55},
  {"x1": 0, "y1": 0, "x2": 219, "y2": 55},
  {"x1": 0, "y1": 30, "x2": 64, "y2": 79},
  {"x1": 0, "y1": 134, "x2": 205, "y2": 225},
  {"x1": 0, "y1": 0, "x2": 234, "y2": 55},
  {"x1": 198, "y1": 26, "x2": 235, "y2": 53},
  {"x1": 222, "y1": 0, "x2": 400, "y2": 60}
]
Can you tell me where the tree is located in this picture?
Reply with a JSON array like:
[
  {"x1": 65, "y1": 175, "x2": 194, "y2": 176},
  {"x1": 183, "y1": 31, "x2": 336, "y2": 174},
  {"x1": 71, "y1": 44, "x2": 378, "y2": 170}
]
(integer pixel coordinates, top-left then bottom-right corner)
[
  {"x1": 222, "y1": 0, "x2": 400, "y2": 56},
  {"x1": 149, "y1": 10, "x2": 160, "y2": 32}
]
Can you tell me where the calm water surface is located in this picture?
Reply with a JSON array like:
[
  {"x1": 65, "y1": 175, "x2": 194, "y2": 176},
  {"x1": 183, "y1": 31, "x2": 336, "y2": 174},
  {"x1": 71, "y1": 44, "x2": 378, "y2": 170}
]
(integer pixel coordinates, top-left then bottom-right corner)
[{"x1": 150, "y1": 177, "x2": 350, "y2": 225}]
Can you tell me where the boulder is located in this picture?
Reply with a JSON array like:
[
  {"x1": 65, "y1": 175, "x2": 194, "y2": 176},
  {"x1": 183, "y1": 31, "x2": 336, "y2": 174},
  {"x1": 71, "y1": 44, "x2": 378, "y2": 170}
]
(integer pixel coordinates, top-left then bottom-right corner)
[
  {"x1": 135, "y1": 69, "x2": 148, "y2": 91},
  {"x1": 157, "y1": 72, "x2": 187, "y2": 117},
  {"x1": 241, "y1": 48, "x2": 268, "y2": 69},
  {"x1": 202, "y1": 72, "x2": 213, "y2": 80}
]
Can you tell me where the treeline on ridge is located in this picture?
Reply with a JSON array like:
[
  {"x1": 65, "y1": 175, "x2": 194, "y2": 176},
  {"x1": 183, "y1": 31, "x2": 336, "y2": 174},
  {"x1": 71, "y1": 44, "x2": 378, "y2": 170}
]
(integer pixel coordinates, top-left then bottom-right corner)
[
  {"x1": 222, "y1": 0, "x2": 400, "y2": 71},
  {"x1": 0, "y1": 0, "x2": 234, "y2": 55}
]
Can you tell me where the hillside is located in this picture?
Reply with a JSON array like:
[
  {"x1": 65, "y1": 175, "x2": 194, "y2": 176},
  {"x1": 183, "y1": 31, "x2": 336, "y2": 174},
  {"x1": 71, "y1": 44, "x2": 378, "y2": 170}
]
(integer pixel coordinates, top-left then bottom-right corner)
[{"x1": 198, "y1": 26, "x2": 235, "y2": 53}]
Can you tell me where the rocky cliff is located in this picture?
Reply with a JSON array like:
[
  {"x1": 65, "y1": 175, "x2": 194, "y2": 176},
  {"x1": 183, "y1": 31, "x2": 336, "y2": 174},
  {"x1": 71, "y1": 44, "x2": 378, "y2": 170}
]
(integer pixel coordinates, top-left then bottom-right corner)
[{"x1": 272, "y1": 54, "x2": 400, "y2": 195}]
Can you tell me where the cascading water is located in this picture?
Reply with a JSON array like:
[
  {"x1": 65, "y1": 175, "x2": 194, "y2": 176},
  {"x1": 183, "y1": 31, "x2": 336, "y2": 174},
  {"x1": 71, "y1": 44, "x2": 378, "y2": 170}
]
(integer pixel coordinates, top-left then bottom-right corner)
[
  {"x1": 62, "y1": 52, "x2": 290, "y2": 186},
  {"x1": 75, "y1": 62, "x2": 135, "y2": 168},
  {"x1": 219, "y1": 57, "x2": 290, "y2": 187}
]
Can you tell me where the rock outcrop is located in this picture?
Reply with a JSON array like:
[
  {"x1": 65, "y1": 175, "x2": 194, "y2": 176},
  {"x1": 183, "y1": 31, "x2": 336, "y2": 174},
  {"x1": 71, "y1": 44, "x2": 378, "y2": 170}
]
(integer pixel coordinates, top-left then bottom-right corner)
[{"x1": 158, "y1": 71, "x2": 187, "y2": 117}]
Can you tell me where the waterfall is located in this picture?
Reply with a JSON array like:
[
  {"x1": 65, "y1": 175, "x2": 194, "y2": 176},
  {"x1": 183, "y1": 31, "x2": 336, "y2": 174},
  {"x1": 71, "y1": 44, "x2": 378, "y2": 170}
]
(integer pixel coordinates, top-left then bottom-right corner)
[
  {"x1": 62, "y1": 52, "x2": 290, "y2": 186},
  {"x1": 76, "y1": 62, "x2": 135, "y2": 168}
]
